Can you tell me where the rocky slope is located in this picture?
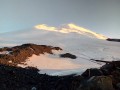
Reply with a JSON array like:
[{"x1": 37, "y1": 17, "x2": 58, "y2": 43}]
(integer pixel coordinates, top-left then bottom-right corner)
[
  {"x1": 0, "y1": 44, "x2": 120, "y2": 90},
  {"x1": 0, "y1": 43, "x2": 62, "y2": 66}
]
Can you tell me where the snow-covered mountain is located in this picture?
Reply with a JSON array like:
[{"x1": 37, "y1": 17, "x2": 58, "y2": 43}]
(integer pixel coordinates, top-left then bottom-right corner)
[{"x1": 0, "y1": 24, "x2": 120, "y2": 75}]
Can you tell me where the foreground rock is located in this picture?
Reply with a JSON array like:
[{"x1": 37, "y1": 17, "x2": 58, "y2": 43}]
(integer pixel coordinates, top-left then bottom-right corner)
[
  {"x1": 78, "y1": 76, "x2": 114, "y2": 90},
  {"x1": 0, "y1": 64, "x2": 83, "y2": 90},
  {"x1": 81, "y1": 60, "x2": 120, "y2": 90},
  {"x1": 0, "y1": 62, "x2": 119, "y2": 90}
]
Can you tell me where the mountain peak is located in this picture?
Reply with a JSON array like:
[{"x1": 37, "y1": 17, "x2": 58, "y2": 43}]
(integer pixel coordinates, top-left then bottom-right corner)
[{"x1": 35, "y1": 23, "x2": 108, "y2": 40}]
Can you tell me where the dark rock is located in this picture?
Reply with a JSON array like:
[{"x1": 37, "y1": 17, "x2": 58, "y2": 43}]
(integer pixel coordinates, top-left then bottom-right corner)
[
  {"x1": 60, "y1": 53, "x2": 77, "y2": 59},
  {"x1": 107, "y1": 38, "x2": 120, "y2": 42},
  {"x1": 116, "y1": 83, "x2": 120, "y2": 89},
  {"x1": 101, "y1": 61, "x2": 120, "y2": 75},
  {"x1": 111, "y1": 70, "x2": 120, "y2": 89},
  {"x1": 78, "y1": 76, "x2": 115, "y2": 90},
  {"x1": 81, "y1": 68, "x2": 103, "y2": 78}
]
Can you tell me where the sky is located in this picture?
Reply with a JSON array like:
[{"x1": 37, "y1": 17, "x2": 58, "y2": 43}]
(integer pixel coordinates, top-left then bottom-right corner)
[{"x1": 0, "y1": 0, "x2": 120, "y2": 38}]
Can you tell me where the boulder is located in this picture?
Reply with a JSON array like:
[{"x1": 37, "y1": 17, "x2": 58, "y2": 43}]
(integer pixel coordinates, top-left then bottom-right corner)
[
  {"x1": 81, "y1": 68, "x2": 103, "y2": 78},
  {"x1": 78, "y1": 76, "x2": 114, "y2": 90},
  {"x1": 116, "y1": 83, "x2": 120, "y2": 89}
]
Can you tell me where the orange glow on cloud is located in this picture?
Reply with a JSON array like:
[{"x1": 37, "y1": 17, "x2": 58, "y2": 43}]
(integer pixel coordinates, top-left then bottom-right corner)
[
  {"x1": 67, "y1": 24, "x2": 107, "y2": 39},
  {"x1": 34, "y1": 23, "x2": 107, "y2": 40},
  {"x1": 35, "y1": 24, "x2": 57, "y2": 31}
]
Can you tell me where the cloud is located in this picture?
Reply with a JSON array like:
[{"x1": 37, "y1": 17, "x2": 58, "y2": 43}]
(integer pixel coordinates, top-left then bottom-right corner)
[
  {"x1": 34, "y1": 23, "x2": 108, "y2": 39},
  {"x1": 35, "y1": 24, "x2": 57, "y2": 32},
  {"x1": 67, "y1": 24, "x2": 108, "y2": 39}
]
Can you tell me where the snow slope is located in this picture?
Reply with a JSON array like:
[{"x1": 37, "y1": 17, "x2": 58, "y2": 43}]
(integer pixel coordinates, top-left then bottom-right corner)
[{"x1": 0, "y1": 24, "x2": 120, "y2": 75}]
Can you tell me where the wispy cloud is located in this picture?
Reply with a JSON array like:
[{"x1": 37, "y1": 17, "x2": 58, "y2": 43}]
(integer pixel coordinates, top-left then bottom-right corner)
[{"x1": 35, "y1": 23, "x2": 107, "y2": 39}]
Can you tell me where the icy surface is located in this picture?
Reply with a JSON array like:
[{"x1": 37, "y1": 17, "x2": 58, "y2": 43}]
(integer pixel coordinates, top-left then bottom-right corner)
[{"x1": 22, "y1": 54, "x2": 80, "y2": 69}]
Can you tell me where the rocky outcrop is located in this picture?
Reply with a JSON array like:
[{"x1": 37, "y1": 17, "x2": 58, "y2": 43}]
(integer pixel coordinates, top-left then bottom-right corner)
[
  {"x1": 81, "y1": 68, "x2": 103, "y2": 78},
  {"x1": 107, "y1": 38, "x2": 120, "y2": 42},
  {"x1": 0, "y1": 43, "x2": 62, "y2": 66},
  {"x1": 0, "y1": 64, "x2": 81, "y2": 90},
  {"x1": 79, "y1": 60, "x2": 120, "y2": 90},
  {"x1": 78, "y1": 76, "x2": 114, "y2": 90},
  {"x1": 60, "y1": 53, "x2": 77, "y2": 59}
]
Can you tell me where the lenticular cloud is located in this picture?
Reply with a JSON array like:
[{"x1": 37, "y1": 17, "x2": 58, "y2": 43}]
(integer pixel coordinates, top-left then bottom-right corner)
[{"x1": 35, "y1": 23, "x2": 107, "y2": 39}]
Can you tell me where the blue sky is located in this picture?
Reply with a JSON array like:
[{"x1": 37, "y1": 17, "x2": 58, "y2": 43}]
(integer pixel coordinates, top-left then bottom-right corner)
[{"x1": 0, "y1": 0, "x2": 120, "y2": 38}]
